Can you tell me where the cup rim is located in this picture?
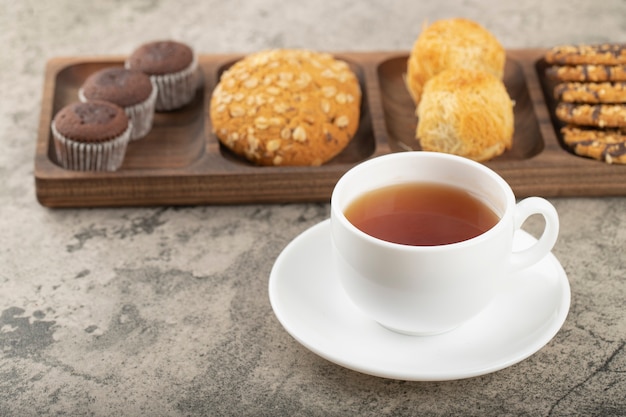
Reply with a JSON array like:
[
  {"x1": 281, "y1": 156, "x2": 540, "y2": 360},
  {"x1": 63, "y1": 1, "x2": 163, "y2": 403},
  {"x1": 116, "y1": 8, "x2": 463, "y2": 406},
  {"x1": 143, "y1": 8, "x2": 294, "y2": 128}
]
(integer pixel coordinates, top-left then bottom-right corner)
[{"x1": 330, "y1": 151, "x2": 516, "y2": 251}]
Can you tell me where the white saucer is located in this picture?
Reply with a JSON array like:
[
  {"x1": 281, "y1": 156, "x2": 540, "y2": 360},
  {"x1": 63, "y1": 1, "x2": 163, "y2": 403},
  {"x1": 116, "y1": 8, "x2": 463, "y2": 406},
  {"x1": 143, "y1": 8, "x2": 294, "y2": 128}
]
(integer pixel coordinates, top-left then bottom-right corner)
[{"x1": 269, "y1": 219, "x2": 571, "y2": 381}]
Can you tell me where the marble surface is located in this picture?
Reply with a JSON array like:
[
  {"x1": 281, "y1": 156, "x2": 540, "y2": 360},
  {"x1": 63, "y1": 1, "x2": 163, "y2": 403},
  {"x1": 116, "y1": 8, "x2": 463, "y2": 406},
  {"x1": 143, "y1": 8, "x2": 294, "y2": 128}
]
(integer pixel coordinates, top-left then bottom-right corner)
[{"x1": 1, "y1": 0, "x2": 625, "y2": 415}]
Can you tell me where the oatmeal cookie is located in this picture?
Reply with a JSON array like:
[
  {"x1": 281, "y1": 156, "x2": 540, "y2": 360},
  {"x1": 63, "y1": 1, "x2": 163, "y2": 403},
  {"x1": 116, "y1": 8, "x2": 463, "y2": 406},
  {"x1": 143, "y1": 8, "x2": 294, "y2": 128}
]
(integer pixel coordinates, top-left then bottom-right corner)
[
  {"x1": 561, "y1": 125, "x2": 626, "y2": 164},
  {"x1": 545, "y1": 64, "x2": 626, "y2": 82},
  {"x1": 545, "y1": 44, "x2": 626, "y2": 66},
  {"x1": 555, "y1": 102, "x2": 626, "y2": 128},
  {"x1": 210, "y1": 49, "x2": 361, "y2": 166},
  {"x1": 554, "y1": 82, "x2": 626, "y2": 103}
]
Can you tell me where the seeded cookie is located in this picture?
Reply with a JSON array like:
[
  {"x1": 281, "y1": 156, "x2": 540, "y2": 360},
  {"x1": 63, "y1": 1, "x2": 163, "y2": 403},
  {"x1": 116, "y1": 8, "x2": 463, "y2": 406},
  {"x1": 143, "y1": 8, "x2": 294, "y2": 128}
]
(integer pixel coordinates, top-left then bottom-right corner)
[
  {"x1": 210, "y1": 49, "x2": 361, "y2": 166},
  {"x1": 554, "y1": 82, "x2": 626, "y2": 103},
  {"x1": 561, "y1": 125, "x2": 626, "y2": 164},
  {"x1": 545, "y1": 64, "x2": 626, "y2": 82},
  {"x1": 555, "y1": 102, "x2": 626, "y2": 128},
  {"x1": 545, "y1": 44, "x2": 626, "y2": 66}
]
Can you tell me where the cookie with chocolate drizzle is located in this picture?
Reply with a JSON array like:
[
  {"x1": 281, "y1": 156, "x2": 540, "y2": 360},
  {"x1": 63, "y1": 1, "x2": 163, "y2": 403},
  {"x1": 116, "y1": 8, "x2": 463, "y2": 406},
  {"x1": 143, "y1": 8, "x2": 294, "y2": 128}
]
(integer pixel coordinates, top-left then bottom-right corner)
[
  {"x1": 545, "y1": 44, "x2": 626, "y2": 66},
  {"x1": 561, "y1": 125, "x2": 626, "y2": 164},
  {"x1": 546, "y1": 64, "x2": 626, "y2": 82},
  {"x1": 554, "y1": 82, "x2": 626, "y2": 104},
  {"x1": 555, "y1": 102, "x2": 626, "y2": 128}
]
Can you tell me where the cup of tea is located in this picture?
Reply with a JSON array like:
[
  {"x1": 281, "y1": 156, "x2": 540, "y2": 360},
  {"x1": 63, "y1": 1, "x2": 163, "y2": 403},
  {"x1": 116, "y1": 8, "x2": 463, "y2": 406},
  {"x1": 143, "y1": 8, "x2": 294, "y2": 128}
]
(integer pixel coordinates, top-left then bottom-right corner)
[{"x1": 330, "y1": 151, "x2": 559, "y2": 336}]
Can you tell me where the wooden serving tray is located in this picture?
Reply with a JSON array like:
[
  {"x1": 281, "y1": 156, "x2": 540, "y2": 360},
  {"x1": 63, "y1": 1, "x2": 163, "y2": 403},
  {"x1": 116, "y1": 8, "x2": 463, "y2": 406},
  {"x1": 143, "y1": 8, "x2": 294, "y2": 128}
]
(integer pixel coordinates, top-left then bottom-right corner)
[{"x1": 35, "y1": 50, "x2": 626, "y2": 207}]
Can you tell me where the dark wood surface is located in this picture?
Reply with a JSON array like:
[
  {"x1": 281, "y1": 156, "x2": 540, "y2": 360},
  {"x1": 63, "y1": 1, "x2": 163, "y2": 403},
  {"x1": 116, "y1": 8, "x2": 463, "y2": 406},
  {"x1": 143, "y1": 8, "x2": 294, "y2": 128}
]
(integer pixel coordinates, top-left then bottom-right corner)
[{"x1": 34, "y1": 50, "x2": 626, "y2": 208}]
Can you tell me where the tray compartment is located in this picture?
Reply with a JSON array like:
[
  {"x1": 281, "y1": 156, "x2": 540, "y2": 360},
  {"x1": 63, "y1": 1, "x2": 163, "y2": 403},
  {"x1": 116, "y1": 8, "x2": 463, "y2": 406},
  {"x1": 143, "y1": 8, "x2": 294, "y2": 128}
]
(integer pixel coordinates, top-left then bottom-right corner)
[
  {"x1": 49, "y1": 62, "x2": 207, "y2": 170},
  {"x1": 377, "y1": 55, "x2": 544, "y2": 161},
  {"x1": 211, "y1": 54, "x2": 377, "y2": 167}
]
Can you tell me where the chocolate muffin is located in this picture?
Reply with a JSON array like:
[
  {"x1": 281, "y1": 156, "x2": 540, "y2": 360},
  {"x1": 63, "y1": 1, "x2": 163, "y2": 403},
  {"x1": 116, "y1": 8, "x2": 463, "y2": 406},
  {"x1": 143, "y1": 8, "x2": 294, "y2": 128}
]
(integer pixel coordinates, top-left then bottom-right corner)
[
  {"x1": 51, "y1": 100, "x2": 131, "y2": 171},
  {"x1": 79, "y1": 67, "x2": 157, "y2": 140},
  {"x1": 126, "y1": 40, "x2": 199, "y2": 111}
]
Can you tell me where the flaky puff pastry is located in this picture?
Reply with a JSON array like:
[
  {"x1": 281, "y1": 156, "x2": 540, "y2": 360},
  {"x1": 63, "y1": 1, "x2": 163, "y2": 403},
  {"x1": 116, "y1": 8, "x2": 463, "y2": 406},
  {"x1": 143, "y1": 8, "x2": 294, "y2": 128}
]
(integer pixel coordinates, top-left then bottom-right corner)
[
  {"x1": 417, "y1": 69, "x2": 514, "y2": 162},
  {"x1": 406, "y1": 18, "x2": 505, "y2": 105}
]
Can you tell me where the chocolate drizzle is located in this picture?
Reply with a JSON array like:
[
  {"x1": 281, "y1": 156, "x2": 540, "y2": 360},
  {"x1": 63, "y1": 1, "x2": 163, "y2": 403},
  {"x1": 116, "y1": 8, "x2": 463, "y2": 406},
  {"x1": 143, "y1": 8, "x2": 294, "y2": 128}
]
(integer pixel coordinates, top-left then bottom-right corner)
[
  {"x1": 554, "y1": 83, "x2": 567, "y2": 99},
  {"x1": 591, "y1": 104, "x2": 602, "y2": 121},
  {"x1": 608, "y1": 142, "x2": 626, "y2": 157},
  {"x1": 597, "y1": 43, "x2": 626, "y2": 57}
]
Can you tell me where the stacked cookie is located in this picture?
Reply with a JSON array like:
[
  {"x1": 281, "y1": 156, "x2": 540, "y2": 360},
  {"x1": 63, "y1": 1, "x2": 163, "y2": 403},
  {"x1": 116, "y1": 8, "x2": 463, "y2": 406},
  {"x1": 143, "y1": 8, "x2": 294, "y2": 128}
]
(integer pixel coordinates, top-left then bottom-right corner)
[{"x1": 545, "y1": 44, "x2": 626, "y2": 164}]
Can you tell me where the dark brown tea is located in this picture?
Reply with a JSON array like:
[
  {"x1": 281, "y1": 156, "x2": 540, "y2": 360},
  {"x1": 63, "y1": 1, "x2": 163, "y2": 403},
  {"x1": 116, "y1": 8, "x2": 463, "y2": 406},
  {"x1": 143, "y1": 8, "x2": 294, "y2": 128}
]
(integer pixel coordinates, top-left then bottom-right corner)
[{"x1": 344, "y1": 182, "x2": 499, "y2": 246}]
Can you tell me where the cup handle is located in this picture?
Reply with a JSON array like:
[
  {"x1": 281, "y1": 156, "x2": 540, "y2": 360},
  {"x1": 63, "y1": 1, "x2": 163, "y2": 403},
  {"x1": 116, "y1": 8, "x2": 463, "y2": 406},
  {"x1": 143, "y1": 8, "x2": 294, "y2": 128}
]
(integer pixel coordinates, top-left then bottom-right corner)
[{"x1": 510, "y1": 197, "x2": 560, "y2": 271}]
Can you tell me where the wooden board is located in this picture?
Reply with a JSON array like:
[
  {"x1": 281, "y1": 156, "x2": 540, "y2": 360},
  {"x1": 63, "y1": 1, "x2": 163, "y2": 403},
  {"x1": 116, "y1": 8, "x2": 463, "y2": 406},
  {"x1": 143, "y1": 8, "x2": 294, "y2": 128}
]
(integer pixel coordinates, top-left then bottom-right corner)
[{"x1": 34, "y1": 50, "x2": 626, "y2": 207}]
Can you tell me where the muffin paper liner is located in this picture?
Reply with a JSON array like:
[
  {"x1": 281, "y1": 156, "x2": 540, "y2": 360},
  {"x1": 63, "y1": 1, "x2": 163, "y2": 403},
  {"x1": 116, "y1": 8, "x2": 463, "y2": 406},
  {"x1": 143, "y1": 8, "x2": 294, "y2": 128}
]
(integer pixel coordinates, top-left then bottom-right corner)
[
  {"x1": 127, "y1": 54, "x2": 200, "y2": 111},
  {"x1": 51, "y1": 122, "x2": 132, "y2": 171}
]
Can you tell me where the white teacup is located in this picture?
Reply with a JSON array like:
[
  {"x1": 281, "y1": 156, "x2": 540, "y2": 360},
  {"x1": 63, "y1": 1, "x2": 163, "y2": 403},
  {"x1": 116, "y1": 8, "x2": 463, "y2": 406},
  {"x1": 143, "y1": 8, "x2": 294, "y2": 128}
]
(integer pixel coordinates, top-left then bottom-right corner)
[{"x1": 330, "y1": 152, "x2": 559, "y2": 336}]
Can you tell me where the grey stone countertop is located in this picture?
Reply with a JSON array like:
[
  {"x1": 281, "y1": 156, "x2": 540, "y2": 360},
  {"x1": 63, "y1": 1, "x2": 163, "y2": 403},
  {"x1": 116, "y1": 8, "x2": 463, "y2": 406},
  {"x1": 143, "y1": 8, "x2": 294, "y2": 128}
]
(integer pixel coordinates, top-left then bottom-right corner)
[{"x1": 1, "y1": 1, "x2": 625, "y2": 415}]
